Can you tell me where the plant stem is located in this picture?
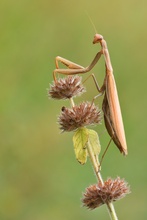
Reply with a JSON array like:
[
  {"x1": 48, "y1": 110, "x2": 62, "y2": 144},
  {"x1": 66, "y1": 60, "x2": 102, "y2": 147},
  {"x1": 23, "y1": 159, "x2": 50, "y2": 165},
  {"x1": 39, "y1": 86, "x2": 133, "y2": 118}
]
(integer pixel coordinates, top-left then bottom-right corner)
[
  {"x1": 106, "y1": 202, "x2": 118, "y2": 220},
  {"x1": 70, "y1": 97, "x2": 75, "y2": 107},
  {"x1": 86, "y1": 140, "x2": 103, "y2": 184},
  {"x1": 86, "y1": 140, "x2": 118, "y2": 220},
  {"x1": 69, "y1": 97, "x2": 118, "y2": 220}
]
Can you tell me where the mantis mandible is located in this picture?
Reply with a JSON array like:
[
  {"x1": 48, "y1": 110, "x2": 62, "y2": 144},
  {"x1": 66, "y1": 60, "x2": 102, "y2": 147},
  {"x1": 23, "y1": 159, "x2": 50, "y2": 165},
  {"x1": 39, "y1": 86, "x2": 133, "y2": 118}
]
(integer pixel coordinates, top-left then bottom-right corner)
[{"x1": 53, "y1": 33, "x2": 128, "y2": 156}]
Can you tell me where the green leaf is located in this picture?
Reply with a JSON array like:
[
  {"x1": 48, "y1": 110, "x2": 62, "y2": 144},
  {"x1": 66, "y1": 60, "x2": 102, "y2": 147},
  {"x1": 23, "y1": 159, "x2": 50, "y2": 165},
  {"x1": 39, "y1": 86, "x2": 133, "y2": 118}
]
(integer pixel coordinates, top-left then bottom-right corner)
[
  {"x1": 87, "y1": 129, "x2": 101, "y2": 156},
  {"x1": 73, "y1": 128, "x2": 89, "y2": 165}
]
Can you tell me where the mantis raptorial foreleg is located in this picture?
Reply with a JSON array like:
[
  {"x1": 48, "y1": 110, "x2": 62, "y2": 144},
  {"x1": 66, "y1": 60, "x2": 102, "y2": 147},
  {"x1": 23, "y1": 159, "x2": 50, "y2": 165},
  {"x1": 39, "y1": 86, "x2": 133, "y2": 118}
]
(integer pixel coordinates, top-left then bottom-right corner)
[
  {"x1": 53, "y1": 51, "x2": 102, "y2": 81},
  {"x1": 55, "y1": 56, "x2": 85, "y2": 69}
]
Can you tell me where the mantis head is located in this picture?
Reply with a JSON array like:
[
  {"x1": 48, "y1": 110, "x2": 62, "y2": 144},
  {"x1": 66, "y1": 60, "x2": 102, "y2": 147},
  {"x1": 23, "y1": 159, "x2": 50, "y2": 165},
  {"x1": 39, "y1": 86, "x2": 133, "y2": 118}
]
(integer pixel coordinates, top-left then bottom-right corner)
[{"x1": 93, "y1": 34, "x2": 103, "y2": 44}]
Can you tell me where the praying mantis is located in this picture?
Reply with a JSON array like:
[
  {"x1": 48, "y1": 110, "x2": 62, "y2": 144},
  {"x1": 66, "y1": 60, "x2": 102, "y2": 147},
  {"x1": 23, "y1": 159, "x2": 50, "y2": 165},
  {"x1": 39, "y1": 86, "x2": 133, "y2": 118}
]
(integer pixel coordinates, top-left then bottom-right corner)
[{"x1": 53, "y1": 33, "x2": 128, "y2": 156}]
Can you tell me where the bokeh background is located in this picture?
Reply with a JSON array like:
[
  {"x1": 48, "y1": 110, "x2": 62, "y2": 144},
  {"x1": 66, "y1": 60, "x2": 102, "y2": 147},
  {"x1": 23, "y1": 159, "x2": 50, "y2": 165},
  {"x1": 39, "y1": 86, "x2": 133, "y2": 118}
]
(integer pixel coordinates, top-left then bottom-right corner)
[{"x1": 1, "y1": 0, "x2": 147, "y2": 219}]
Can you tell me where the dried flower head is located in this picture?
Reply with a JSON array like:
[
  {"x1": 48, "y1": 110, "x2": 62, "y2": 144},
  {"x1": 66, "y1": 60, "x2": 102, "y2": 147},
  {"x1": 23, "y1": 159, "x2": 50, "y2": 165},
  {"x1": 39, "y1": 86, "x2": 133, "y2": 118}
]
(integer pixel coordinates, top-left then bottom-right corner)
[
  {"x1": 48, "y1": 76, "x2": 85, "y2": 99},
  {"x1": 58, "y1": 102, "x2": 101, "y2": 132},
  {"x1": 82, "y1": 177, "x2": 130, "y2": 210}
]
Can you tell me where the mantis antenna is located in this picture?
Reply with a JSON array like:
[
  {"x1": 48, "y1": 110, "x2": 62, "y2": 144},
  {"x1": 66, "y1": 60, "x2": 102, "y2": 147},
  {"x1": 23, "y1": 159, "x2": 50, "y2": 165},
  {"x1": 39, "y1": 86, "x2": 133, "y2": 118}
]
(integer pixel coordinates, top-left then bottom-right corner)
[{"x1": 85, "y1": 11, "x2": 97, "y2": 34}]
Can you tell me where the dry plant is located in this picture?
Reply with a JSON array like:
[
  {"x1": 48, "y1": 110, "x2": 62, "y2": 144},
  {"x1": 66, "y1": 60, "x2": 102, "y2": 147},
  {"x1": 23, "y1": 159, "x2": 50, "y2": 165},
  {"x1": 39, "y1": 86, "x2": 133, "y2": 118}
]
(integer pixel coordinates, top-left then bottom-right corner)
[{"x1": 48, "y1": 33, "x2": 130, "y2": 220}]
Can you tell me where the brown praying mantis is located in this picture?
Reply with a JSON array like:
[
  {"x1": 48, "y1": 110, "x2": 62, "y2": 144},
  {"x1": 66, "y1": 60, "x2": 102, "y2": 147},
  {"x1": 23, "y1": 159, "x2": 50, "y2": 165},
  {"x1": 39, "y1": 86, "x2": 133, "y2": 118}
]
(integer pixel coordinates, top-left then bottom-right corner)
[{"x1": 53, "y1": 33, "x2": 128, "y2": 156}]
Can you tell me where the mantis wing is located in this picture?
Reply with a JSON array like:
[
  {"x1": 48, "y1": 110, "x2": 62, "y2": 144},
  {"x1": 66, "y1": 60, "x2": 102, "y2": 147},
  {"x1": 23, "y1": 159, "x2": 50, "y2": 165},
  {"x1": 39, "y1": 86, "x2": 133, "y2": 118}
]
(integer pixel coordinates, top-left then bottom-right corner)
[{"x1": 103, "y1": 72, "x2": 128, "y2": 155}]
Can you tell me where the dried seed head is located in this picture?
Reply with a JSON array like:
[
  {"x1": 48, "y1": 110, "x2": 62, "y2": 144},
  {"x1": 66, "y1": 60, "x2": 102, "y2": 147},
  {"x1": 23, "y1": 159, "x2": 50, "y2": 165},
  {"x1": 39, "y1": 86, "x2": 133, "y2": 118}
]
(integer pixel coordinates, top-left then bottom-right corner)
[
  {"x1": 82, "y1": 177, "x2": 130, "y2": 210},
  {"x1": 58, "y1": 102, "x2": 101, "y2": 132},
  {"x1": 48, "y1": 76, "x2": 85, "y2": 99}
]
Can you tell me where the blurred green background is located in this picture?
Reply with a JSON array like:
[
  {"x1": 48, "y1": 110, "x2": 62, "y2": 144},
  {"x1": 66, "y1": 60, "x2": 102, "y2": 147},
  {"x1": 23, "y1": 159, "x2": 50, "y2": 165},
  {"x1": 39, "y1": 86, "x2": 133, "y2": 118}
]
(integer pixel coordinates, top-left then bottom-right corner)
[{"x1": 0, "y1": 0, "x2": 147, "y2": 219}]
